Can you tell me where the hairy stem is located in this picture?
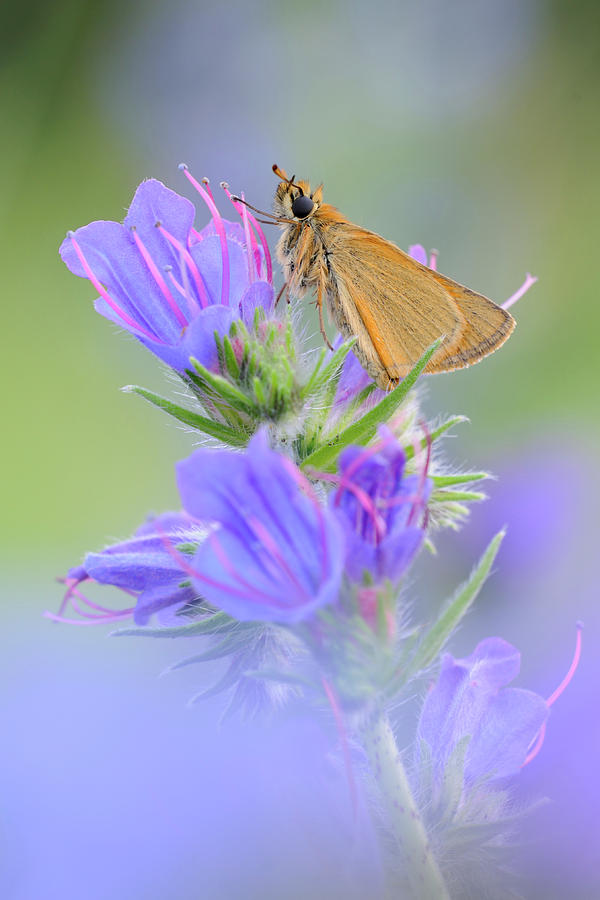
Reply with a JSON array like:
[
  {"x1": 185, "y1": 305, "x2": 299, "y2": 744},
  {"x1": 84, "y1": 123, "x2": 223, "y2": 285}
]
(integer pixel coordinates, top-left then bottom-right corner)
[{"x1": 360, "y1": 713, "x2": 450, "y2": 900}]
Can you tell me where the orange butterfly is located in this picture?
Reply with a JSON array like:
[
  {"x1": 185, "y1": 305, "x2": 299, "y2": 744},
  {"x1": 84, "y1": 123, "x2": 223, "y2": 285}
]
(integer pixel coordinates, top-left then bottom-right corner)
[{"x1": 239, "y1": 165, "x2": 515, "y2": 391}]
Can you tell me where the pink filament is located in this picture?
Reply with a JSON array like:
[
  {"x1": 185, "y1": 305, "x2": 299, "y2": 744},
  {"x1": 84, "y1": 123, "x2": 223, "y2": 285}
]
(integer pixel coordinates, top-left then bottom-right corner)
[
  {"x1": 429, "y1": 249, "x2": 438, "y2": 271},
  {"x1": 247, "y1": 514, "x2": 307, "y2": 595},
  {"x1": 502, "y1": 273, "x2": 538, "y2": 310},
  {"x1": 322, "y1": 677, "x2": 358, "y2": 817},
  {"x1": 67, "y1": 233, "x2": 157, "y2": 340},
  {"x1": 221, "y1": 182, "x2": 273, "y2": 283},
  {"x1": 130, "y1": 227, "x2": 188, "y2": 327},
  {"x1": 279, "y1": 456, "x2": 332, "y2": 585},
  {"x1": 240, "y1": 192, "x2": 256, "y2": 283},
  {"x1": 180, "y1": 165, "x2": 230, "y2": 307},
  {"x1": 523, "y1": 624, "x2": 583, "y2": 767},
  {"x1": 156, "y1": 223, "x2": 209, "y2": 310}
]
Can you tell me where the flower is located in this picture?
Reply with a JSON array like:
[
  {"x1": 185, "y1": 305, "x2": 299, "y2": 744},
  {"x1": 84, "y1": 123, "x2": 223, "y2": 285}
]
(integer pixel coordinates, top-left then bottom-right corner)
[
  {"x1": 59, "y1": 171, "x2": 274, "y2": 375},
  {"x1": 47, "y1": 512, "x2": 205, "y2": 626},
  {"x1": 329, "y1": 427, "x2": 431, "y2": 584},
  {"x1": 417, "y1": 637, "x2": 549, "y2": 786},
  {"x1": 176, "y1": 430, "x2": 346, "y2": 624}
]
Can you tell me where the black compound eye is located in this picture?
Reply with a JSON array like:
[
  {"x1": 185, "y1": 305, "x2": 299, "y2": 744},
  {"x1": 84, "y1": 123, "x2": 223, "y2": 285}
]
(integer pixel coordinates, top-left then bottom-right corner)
[{"x1": 291, "y1": 194, "x2": 315, "y2": 219}]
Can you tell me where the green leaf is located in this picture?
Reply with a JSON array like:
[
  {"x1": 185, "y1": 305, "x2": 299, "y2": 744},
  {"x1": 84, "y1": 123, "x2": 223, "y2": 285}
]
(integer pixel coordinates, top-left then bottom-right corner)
[
  {"x1": 405, "y1": 530, "x2": 505, "y2": 678},
  {"x1": 189, "y1": 358, "x2": 256, "y2": 415},
  {"x1": 300, "y1": 338, "x2": 356, "y2": 401},
  {"x1": 431, "y1": 472, "x2": 489, "y2": 488},
  {"x1": 301, "y1": 339, "x2": 442, "y2": 472},
  {"x1": 123, "y1": 385, "x2": 248, "y2": 447},
  {"x1": 111, "y1": 612, "x2": 256, "y2": 639}
]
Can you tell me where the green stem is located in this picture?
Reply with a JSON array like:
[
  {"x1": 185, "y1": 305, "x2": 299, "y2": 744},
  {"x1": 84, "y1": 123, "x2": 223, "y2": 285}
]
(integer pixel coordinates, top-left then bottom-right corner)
[{"x1": 360, "y1": 713, "x2": 450, "y2": 900}]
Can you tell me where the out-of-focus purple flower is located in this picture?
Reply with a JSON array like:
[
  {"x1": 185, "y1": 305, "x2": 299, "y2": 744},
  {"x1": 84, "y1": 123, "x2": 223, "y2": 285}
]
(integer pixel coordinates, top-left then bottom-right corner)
[
  {"x1": 417, "y1": 637, "x2": 549, "y2": 785},
  {"x1": 46, "y1": 512, "x2": 204, "y2": 626},
  {"x1": 176, "y1": 430, "x2": 345, "y2": 625},
  {"x1": 332, "y1": 336, "x2": 386, "y2": 414},
  {"x1": 60, "y1": 171, "x2": 274, "y2": 374},
  {"x1": 329, "y1": 427, "x2": 431, "y2": 584}
]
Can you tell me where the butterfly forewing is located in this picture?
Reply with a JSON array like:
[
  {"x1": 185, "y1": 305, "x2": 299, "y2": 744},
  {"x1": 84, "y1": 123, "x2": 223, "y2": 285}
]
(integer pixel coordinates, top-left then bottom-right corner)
[{"x1": 325, "y1": 225, "x2": 514, "y2": 387}]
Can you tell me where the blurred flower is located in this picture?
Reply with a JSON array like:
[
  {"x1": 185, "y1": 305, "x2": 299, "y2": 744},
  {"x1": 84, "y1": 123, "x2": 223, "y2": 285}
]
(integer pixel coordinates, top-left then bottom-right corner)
[
  {"x1": 176, "y1": 430, "x2": 345, "y2": 624},
  {"x1": 330, "y1": 427, "x2": 431, "y2": 584},
  {"x1": 60, "y1": 172, "x2": 274, "y2": 374},
  {"x1": 417, "y1": 637, "x2": 548, "y2": 786},
  {"x1": 47, "y1": 512, "x2": 203, "y2": 626}
]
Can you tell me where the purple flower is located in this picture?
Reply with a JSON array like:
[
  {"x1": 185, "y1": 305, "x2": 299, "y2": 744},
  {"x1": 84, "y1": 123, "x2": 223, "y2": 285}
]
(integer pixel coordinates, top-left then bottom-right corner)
[
  {"x1": 329, "y1": 427, "x2": 431, "y2": 584},
  {"x1": 47, "y1": 512, "x2": 204, "y2": 626},
  {"x1": 60, "y1": 170, "x2": 274, "y2": 374},
  {"x1": 417, "y1": 637, "x2": 549, "y2": 785},
  {"x1": 176, "y1": 430, "x2": 346, "y2": 624}
]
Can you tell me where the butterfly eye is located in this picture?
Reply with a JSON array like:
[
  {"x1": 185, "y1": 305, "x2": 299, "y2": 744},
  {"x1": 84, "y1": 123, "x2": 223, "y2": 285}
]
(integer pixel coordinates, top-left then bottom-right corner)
[{"x1": 291, "y1": 195, "x2": 315, "y2": 219}]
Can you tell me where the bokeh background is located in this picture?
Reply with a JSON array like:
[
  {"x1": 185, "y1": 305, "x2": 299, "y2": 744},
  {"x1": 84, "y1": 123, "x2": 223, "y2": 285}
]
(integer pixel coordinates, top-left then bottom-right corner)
[{"x1": 2, "y1": 1, "x2": 599, "y2": 897}]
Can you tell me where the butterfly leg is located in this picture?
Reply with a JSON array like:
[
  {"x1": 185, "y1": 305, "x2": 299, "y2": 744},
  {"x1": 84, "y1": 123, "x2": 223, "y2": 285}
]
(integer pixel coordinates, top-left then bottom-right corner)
[
  {"x1": 317, "y1": 279, "x2": 333, "y2": 350},
  {"x1": 275, "y1": 281, "x2": 290, "y2": 307}
]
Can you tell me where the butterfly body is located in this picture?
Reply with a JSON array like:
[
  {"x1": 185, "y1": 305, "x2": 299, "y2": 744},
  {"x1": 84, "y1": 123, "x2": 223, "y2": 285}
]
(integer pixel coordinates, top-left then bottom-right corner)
[{"x1": 271, "y1": 166, "x2": 515, "y2": 390}]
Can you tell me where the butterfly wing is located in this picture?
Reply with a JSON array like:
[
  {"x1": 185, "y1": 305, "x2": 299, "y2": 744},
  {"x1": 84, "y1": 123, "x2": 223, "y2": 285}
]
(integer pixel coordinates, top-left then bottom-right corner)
[{"x1": 325, "y1": 225, "x2": 515, "y2": 387}]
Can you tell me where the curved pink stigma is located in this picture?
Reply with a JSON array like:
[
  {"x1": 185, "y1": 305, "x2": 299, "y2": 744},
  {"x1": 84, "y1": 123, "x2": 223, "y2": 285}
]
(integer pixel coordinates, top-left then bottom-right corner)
[
  {"x1": 322, "y1": 677, "x2": 358, "y2": 817},
  {"x1": 406, "y1": 421, "x2": 432, "y2": 528},
  {"x1": 45, "y1": 575, "x2": 135, "y2": 625},
  {"x1": 221, "y1": 182, "x2": 273, "y2": 283},
  {"x1": 130, "y1": 226, "x2": 188, "y2": 328},
  {"x1": 179, "y1": 164, "x2": 230, "y2": 307},
  {"x1": 502, "y1": 273, "x2": 538, "y2": 310},
  {"x1": 155, "y1": 222, "x2": 209, "y2": 310},
  {"x1": 523, "y1": 623, "x2": 583, "y2": 767},
  {"x1": 67, "y1": 232, "x2": 158, "y2": 341}
]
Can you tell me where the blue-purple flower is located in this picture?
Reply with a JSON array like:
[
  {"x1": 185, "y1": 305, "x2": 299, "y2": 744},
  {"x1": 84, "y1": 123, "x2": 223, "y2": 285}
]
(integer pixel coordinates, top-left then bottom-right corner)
[
  {"x1": 48, "y1": 512, "x2": 204, "y2": 626},
  {"x1": 60, "y1": 171, "x2": 274, "y2": 374},
  {"x1": 417, "y1": 637, "x2": 549, "y2": 786},
  {"x1": 329, "y1": 427, "x2": 431, "y2": 584},
  {"x1": 176, "y1": 430, "x2": 346, "y2": 624}
]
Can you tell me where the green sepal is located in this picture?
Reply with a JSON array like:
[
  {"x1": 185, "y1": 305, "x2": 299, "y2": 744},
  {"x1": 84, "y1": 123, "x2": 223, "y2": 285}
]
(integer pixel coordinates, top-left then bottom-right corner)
[
  {"x1": 222, "y1": 334, "x2": 241, "y2": 380},
  {"x1": 300, "y1": 338, "x2": 442, "y2": 472},
  {"x1": 188, "y1": 358, "x2": 257, "y2": 415},
  {"x1": 188, "y1": 657, "x2": 247, "y2": 704},
  {"x1": 404, "y1": 530, "x2": 505, "y2": 679},
  {"x1": 431, "y1": 472, "x2": 489, "y2": 488},
  {"x1": 111, "y1": 611, "x2": 256, "y2": 639},
  {"x1": 431, "y1": 489, "x2": 487, "y2": 503},
  {"x1": 122, "y1": 385, "x2": 248, "y2": 447},
  {"x1": 300, "y1": 338, "x2": 357, "y2": 401},
  {"x1": 244, "y1": 667, "x2": 315, "y2": 690},
  {"x1": 164, "y1": 629, "x2": 258, "y2": 671},
  {"x1": 435, "y1": 735, "x2": 472, "y2": 828}
]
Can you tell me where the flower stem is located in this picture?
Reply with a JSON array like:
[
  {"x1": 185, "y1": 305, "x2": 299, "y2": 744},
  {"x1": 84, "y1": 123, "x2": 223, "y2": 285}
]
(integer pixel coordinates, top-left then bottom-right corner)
[{"x1": 360, "y1": 713, "x2": 450, "y2": 900}]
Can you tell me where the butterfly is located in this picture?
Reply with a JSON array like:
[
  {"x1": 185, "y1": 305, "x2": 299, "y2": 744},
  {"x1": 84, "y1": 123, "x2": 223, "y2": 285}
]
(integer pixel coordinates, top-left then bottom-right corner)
[{"x1": 238, "y1": 165, "x2": 515, "y2": 390}]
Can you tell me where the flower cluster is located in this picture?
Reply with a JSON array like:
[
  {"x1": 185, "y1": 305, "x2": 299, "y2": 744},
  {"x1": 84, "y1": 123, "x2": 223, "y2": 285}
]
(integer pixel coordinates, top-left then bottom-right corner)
[{"x1": 49, "y1": 165, "x2": 569, "y2": 898}]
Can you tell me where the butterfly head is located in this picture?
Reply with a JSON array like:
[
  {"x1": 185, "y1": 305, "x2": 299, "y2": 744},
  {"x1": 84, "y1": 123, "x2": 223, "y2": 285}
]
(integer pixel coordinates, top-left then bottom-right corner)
[{"x1": 272, "y1": 164, "x2": 323, "y2": 222}]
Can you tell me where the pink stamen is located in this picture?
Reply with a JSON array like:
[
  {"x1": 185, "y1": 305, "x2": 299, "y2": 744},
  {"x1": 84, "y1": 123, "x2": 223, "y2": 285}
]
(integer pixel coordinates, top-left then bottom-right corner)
[
  {"x1": 179, "y1": 164, "x2": 230, "y2": 307},
  {"x1": 406, "y1": 421, "x2": 431, "y2": 527},
  {"x1": 429, "y1": 249, "x2": 439, "y2": 271},
  {"x1": 221, "y1": 182, "x2": 273, "y2": 283},
  {"x1": 279, "y1": 457, "x2": 331, "y2": 584},
  {"x1": 67, "y1": 233, "x2": 158, "y2": 341},
  {"x1": 240, "y1": 192, "x2": 256, "y2": 283},
  {"x1": 156, "y1": 222, "x2": 209, "y2": 310},
  {"x1": 208, "y1": 531, "x2": 291, "y2": 610},
  {"x1": 322, "y1": 677, "x2": 358, "y2": 818},
  {"x1": 523, "y1": 623, "x2": 583, "y2": 767},
  {"x1": 502, "y1": 273, "x2": 538, "y2": 311},
  {"x1": 155, "y1": 521, "x2": 288, "y2": 609},
  {"x1": 247, "y1": 515, "x2": 307, "y2": 595},
  {"x1": 316, "y1": 470, "x2": 387, "y2": 541},
  {"x1": 130, "y1": 226, "x2": 188, "y2": 328},
  {"x1": 164, "y1": 266, "x2": 187, "y2": 299}
]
